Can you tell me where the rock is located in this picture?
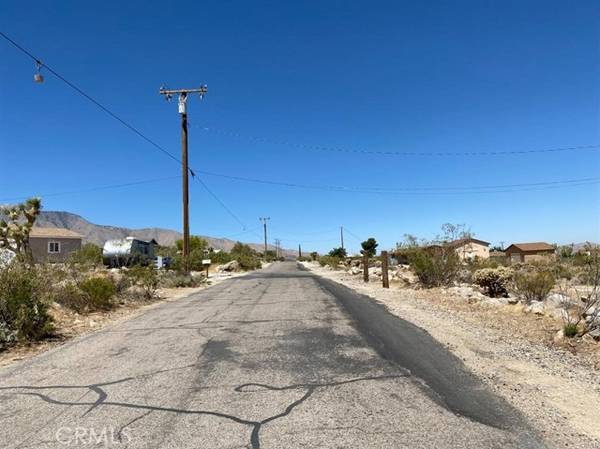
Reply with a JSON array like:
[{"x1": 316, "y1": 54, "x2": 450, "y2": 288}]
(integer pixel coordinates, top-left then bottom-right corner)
[
  {"x1": 553, "y1": 329, "x2": 565, "y2": 343},
  {"x1": 218, "y1": 260, "x2": 240, "y2": 272},
  {"x1": 348, "y1": 267, "x2": 361, "y2": 275},
  {"x1": 525, "y1": 301, "x2": 545, "y2": 315},
  {"x1": 448, "y1": 286, "x2": 486, "y2": 301},
  {"x1": 507, "y1": 295, "x2": 519, "y2": 305},
  {"x1": 546, "y1": 293, "x2": 570, "y2": 306},
  {"x1": 368, "y1": 267, "x2": 382, "y2": 277}
]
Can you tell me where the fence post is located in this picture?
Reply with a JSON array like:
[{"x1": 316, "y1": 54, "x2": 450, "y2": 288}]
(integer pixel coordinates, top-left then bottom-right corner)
[
  {"x1": 363, "y1": 252, "x2": 369, "y2": 283},
  {"x1": 381, "y1": 250, "x2": 389, "y2": 288}
]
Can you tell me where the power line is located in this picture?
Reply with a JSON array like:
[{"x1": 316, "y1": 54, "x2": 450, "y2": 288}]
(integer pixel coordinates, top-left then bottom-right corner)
[
  {"x1": 343, "y1": 228, "x2": 363, "y2": 242},
  {"x1": 1, "y1": 31, "x2": 252, "y2": 231},
  {"x1": 0, "y1": 31, "x2": 185, "y2": 168},
  {"x1": 195, "y1": 124, "x2": 600, "y2": 157},
  {"x1": 195, "y1": 176, "x2": 248, "y2": 229},
  {"x1": 0, "y1": 176, "x2": 180, "y2": 203},
  {"x1": 196, "y1": 170, "x2": 600, "y2": 195}
]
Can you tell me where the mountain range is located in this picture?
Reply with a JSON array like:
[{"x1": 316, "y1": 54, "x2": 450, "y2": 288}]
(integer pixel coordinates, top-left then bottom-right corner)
[{"x1": 35, "y1": 211, "x2": 294, "y2": 255}]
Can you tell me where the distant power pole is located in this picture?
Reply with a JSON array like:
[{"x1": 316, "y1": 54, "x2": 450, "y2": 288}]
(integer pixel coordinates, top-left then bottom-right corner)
[
  {"x1": 298, "y1": 244, "x2": 302, "y2": 258},
  {"x1": 259, "y1": 217, "x2": 270, "y2": 255},
  {"x1": 159, "y1": 85, "x2": 208, "y2": 273},
  {"x1": 340, "y1": 226, "x2": 345, "y2": 251},
  {"x1": 274, "y1": 239, "x2": 281, "y2": 258}
]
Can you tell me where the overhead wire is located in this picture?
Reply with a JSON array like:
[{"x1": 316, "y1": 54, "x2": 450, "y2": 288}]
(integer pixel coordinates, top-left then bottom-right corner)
[
  {"x1": 195, "y1": 124, "x2": 600, "y2": 157},
  {"x1": 0, "y1": 31, "x2": 249, "y2": 230},
  {"x1": 0, "y1": 176, "x2": 180, "y2": 203},
  {"x1": 196, "y1": 170, "x2": 600, "y2": 195}
]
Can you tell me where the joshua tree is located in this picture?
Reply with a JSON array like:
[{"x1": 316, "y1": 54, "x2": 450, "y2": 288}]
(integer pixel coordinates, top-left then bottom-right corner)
[{"x1": 0, "y1": 197, "x2": 42, "y2": 260}]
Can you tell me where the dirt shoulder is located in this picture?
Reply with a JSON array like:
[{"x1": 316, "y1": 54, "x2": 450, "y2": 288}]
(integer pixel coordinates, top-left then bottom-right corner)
[
  {"x1": 301, "y1": 262, "x2": 600, "y2": 449},
  {"x1": 0, "y1": 268, "x2": 252, "y2": 368}
]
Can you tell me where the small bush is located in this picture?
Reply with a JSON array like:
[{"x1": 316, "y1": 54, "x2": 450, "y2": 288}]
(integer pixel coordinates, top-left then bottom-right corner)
[
  {"x1": 407, "y1": 246, "x2": 460, "y2": 287},
  {"x1": 563, "y1": 323, "x2": 578, "y2": 338},
  {"x1": 159, "y1": 272, "x2": 202, "y2": 288},
  {"x1": 0, "y1": 263, "x2": 53, "y2": 347},
  {"x1": 473, "y1": 267, "x2": 513, "y2": 297},
  {"x1": 127, "y1": 265, "x2": 159, "y2": 299},
  {"x1": 318, "y1": 255, "x2": 341, "y2": 268},
  {"x1": 53, "y1": 282, "x2": 89, "y2": 313},
  {"x1": 68, "y1": 243, "x2": 102, "y2": 267},
  {"x1": 514, "y1": 270, "x2": 555, "y2": 304},
  {"x1": 78, "y1": 276, "x2": 116, "y2": 310}
]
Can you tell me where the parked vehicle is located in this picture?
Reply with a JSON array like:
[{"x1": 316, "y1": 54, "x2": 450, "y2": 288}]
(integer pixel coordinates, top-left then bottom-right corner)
[{"x1": 102, "y1": 237, "x2": 157, "y2": 267}]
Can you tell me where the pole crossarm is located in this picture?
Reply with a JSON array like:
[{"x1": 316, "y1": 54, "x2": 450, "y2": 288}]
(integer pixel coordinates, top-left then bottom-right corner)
[{"x1": 159, "y1": 86, "x2": 208, "y2": 98}]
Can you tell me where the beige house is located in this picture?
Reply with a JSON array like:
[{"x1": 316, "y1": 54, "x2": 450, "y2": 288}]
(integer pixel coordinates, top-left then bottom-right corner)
[
  {"x1": 29, "y1": 227, "x2": 82, "y2": 263},
  {"x1": 450, "y1": 238, "x2": 490, "y2": 261},
  {"x1": 504, "y1": 242, "x2": 555, "y2": 264}
]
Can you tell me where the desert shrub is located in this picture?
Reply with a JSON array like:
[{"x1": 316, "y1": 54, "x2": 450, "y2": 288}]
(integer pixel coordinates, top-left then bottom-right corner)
[
  {"x1": 318, "y1": 255, "x2": 341, "y2": 268},
  {"x1": 407, "y1": 246, "x2": 460, "y2": 287},
  {"x1": 159, "y1": 272, "x2": 202, "y2": 288},
  {"x1": 473, "y1": 267, "x2": 513, "y2": 297},
  {"x1": 514, "y1": 270, "x2": 555, "y2": 304},
  {"x1": 563, "y1": 323, "x2": 578, "y2": 338},
  {"x1": 53, "y1": 282, "x2": 89, "y2": 313},
  {"x1": 0, "y1": 262, "x2": 53, "y2": 347},
  {"x1": 68, "y1": 243, "x2": 102, "y2": 267},
  {"x1": 78, "y1": 276, "x2": 116, "y2": 310},
  {"x1": 230, "y1": 243, "x2": 261, "y2": 270},
  {"x1": 126, "y1": 265, "x2": 159, "y2": 299},
  {"x1": 209, "y1": 251, "x2": 232, "y2": 265},
  {"x1": 310, "y1": 252, "x2": 319, "y2": 261}
]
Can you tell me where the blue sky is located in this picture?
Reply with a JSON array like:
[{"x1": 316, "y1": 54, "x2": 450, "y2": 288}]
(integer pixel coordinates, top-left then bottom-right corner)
[{"x1": 1, "y1": 0, "x2": 599, "y2": 253}]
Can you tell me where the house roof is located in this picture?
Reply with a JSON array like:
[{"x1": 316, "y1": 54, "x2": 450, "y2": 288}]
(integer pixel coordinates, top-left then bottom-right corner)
[
  {"x1": 505, "y1": 242, "x2": 554, "y2": 252},
  {"x1": 450, "y1": 237, "x2": 490, "y2": 247},
  {"x1": 30, "y1": 227, "x2": 82, "y2": 239}
]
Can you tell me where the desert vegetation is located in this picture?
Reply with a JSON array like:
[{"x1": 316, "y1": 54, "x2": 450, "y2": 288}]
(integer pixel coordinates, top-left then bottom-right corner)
[{"x1": 0, "y1": 198, "x2": 268, "y2": 354}]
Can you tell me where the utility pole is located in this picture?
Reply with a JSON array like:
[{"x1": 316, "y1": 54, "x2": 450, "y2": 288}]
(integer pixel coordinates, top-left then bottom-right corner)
[
  {"x1": 159, "y1": 85, "x2": 208, "y2": 273},
  {"x1": 340, "y1": 226, "x2": 345, "y2": 251},
  {"x1": 259, "y1": 217, "x2": 270, "y2": 256},
  {"x1": 298, "y1": 244, "x2": 302, "y2": 259},
  {"x1": 274, "y1": 239, "x2": 281, "y2": 259}
]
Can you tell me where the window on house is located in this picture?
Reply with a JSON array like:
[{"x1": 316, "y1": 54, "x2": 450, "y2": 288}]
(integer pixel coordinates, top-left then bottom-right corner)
[{"x1": 48, "y1": 241, "x2": 61, "y2": 253}]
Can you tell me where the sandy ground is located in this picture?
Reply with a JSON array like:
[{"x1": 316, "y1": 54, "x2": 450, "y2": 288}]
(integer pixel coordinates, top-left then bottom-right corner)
[
  {"x1": 0, "y1": 267, "x2": 258, "y2": 368},
  {"x1": 301, "y1": 262, "x2": 600, "y2": 449}
]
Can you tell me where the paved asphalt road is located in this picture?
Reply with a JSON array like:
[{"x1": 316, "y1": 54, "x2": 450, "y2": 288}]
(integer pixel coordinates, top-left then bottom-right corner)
[{"x1": 0, "y1": 262, "x2": 545, "y2": 448}]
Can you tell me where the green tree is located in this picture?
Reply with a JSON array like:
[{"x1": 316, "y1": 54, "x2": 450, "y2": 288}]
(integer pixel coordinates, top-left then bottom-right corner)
[
  {"x1": 230, "y1": 242, "x2": 261, "y2": 270},
  {"x1": 175, "y1": 236, "x2": 208, "y2": 252},
  {"x1": 360, "y1": 238, "x2": 378, "y2": 257},
  {"x1": 329, "y1": 247, "x2": 347, "y2": 259}
]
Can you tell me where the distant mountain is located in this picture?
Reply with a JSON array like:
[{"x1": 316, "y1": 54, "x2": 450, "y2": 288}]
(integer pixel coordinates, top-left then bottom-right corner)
[{"x1": 35, "y1": 211, "x2": 293, "y2": 255}]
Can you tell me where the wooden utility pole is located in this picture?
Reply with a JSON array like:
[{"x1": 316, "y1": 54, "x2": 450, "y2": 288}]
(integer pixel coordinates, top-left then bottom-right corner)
[
  {"x1": 274, "y1": 239, "x2": 281, "y2": 258},
  {"x1": 159, "y1": 85, "x2": 208, "y2": 273},
  {"x1": 362, "y1": 252, "x2": 369, "y2": 283},
  {"x1": 340, "y1": 226, "x2": 344, "y2": 251},
  {"x1": 381, "y1": 250, "x2": 389, "y2": 288},
  {"x1": 298, "y1": 244, "x2": 302, "y2": 259},
  {"x1": 260, "y1": 217, "x2": 270, "y2": 256}
]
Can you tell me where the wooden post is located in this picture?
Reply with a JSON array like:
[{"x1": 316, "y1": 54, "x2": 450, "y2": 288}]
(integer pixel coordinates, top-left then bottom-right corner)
[
  {"x1": 381, "y1": 250, "x2": 389, "y2": 288},
  {"x1": 363, "y1": 252, "x2": 369, "y2": 283}
]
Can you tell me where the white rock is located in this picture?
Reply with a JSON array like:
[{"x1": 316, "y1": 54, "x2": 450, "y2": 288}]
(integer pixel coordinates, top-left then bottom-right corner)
[
  {"x1": 525, "y1": 301, "x2": 545, "y2": 315},
  {"x1": 218, "y1": 260, "x2": 240, "y2": 272},
  {"x1": 546, "y1": 293, "x2": 570, "y2": 306}
]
